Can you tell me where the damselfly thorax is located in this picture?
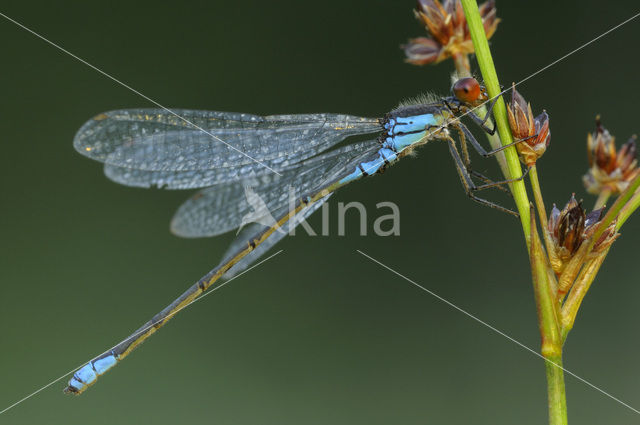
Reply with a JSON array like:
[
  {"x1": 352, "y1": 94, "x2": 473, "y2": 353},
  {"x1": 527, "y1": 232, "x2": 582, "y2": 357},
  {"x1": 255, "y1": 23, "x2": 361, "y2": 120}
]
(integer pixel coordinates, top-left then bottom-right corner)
[{"x1": 66, "y1": 77, "x2": 527, "y2": 394}]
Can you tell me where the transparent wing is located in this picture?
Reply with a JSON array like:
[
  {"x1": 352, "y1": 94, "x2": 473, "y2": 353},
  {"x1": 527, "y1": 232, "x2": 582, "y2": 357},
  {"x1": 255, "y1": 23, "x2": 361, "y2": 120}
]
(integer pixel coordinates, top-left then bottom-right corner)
[
  {"x1": 103, "y1": 164, "x2": 261, "y2": 190},
  {"x1": 221, "y1": 192, "x2": 332, "y2": 279},
  {"x1": 74, "y1": 109, "x2": 381, "y2": 187},
  {"x1": 170, "y1": 140, "x2": 380, "y2": 238},
  {"x1": 102, "y1": 137, "x2": 346, "y2": 190},
  {"x1": 216, "y1": 137, "x2": 390, "y2": 277}
]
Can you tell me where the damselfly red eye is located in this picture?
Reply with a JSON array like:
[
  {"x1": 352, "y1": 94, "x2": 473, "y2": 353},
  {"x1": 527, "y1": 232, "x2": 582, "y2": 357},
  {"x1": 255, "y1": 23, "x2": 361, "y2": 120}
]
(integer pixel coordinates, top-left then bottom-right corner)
[{"x1": 452, "y1": 77, "x2": 482, "y2": 104}]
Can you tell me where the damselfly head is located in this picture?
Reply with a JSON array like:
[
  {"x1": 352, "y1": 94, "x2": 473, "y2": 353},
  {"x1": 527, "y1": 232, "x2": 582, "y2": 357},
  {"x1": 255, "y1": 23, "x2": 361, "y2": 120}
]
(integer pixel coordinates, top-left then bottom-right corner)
[{"x1": 451, "y1": 77, "x2": 488, "y2": 106}]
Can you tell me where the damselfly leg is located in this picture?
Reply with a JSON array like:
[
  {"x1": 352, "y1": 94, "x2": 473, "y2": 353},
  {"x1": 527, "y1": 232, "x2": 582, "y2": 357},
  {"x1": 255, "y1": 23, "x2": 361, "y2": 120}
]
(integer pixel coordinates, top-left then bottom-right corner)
[
  {"x1": 65, "y1": 77, "x2": 534, "y2": 394},
  {"x1": 470, "y1": 171, "x2": 513, "y2": 196},
  {"x1": 466, "y1": 95, "x2": 499, "y2": 135},
  {"x1": 445, "y1": 133, "x2": 524, "y2": 217},
  {"x1": 443, "y1": 121, "x2": 529, "y2": 217}
]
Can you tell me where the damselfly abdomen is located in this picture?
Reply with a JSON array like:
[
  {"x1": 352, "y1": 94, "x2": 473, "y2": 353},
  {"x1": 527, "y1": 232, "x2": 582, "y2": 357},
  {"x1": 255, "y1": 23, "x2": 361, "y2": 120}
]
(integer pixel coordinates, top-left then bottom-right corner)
[{"x1": 66, "y1": 77, "x2": 523, "y2": 394}]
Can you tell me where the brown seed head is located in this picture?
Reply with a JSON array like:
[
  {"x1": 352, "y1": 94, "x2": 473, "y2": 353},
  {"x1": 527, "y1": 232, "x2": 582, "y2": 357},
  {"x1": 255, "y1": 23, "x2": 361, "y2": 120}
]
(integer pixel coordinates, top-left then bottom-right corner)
[
  {"x1": 548, "y1": 194, "x2": 619, "y2": 263},
  {"x1": 548, "y1": 195, "x2": 585, "y2": 259},
  {"x1": 506, "y1": 84, "x2": 551, "y2": 165},
  {"x1": 583, "y1": 116, "x2": 640, "y2": 194},
  {"x1": 403, "y1": 0, "x2": 499, "y2": 65}
]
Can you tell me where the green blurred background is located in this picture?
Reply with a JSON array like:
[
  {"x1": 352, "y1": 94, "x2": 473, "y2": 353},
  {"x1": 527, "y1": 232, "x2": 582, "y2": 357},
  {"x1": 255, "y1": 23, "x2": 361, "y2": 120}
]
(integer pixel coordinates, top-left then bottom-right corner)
[{"x1": 1, "y1": 1, "x2": 639, "y2": 423}]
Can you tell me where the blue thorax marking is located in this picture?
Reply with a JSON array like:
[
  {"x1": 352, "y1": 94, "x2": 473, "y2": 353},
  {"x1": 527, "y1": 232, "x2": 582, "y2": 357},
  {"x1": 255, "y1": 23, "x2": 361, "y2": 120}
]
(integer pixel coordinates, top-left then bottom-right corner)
[
  {"x1": 383, "y1": 113, "x2": 437, "y2": 152},
  {"x1": 341, "y1": 111, "x2": 442, "y2": 186}
]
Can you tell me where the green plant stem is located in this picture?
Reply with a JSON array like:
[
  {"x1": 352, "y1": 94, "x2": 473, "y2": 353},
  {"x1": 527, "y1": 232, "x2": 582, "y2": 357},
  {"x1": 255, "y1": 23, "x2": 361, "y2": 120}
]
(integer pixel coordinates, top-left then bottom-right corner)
[
  {"x1": 461, "y1": 0, "x2": 531, "y2": 244},
  {"x1": 529, "y1": 165, "x2": 561, "y2": 297},
  {"x1": 545, "y1": 356, "x2": 568, "y2": 425},
  {"x1": 530, "y1": 213, "x2": 567, "y2": 425},
  {"x1": 591, "y1": 173, "x2": 640, "y2": 244},
  {"x1": 594, "y1": 189, "x2": 610, "y2": 210},
  {"x1": 616, "y1": 188, "x2": 640, "y2": 229},
  {"x1": 529, "y1": 166, "x2": 548, "y2": 229},
  {"x1": 461, "y1": 3, "x2": 565, "y2": 423},
  {"x1": 530, "y1": 211, "x2": 562, "y2": 355},
  {"x1": 529, "y1": 165, "x2": 557, "y2": 265}
]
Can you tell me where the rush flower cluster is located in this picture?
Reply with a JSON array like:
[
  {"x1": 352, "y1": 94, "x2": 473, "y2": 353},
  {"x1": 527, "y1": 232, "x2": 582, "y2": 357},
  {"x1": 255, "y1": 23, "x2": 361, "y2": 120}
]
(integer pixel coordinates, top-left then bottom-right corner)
[
  {"x1": 583, "y1": 116, "x2": 640, "y2": 195},
  {"x1": 506, "y1": 85, "x2": 550, "y2": 166},
  {"x1": 403, "y1": 0, "x2": 499, "y2": 65},
  {"x1": 547, "y1": 195, "x2": 618, "y2": 276}
]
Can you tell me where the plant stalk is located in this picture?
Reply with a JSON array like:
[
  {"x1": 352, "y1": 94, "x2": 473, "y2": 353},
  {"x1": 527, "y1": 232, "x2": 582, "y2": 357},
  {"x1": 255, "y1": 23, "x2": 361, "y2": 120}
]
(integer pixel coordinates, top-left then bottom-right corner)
[
  {"x1": 591, "y1": 172, "x2": 640, "y2": 243},
  {"x1": 545, "y1": 356, "x2": 568, "y2": 425},
  {"x1": 529, "y1": 165, "x2": 559, "y2": 271},
  {"x1": 460, "y1": 0, "x2": 531, "y2": 244},
  {"x1": 530, "y1": 211, "x2": 562, "y2": 355},
  {"x1": 530, "y1": 210, "x2": 567, "y2": 425},
  {"x1": 594, "y1": 189, "x2": 611, "y2": 210},
  {"x1": 616, "y1": 187, "x2": 640, "y2": 229},
  {"x1": 460, "y1": 3, "x2": 566, "y2": 422}
]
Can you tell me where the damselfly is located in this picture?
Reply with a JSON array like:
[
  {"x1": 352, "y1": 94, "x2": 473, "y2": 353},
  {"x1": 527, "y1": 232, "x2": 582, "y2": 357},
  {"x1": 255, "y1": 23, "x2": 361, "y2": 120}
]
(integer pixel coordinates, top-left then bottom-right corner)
[{"x1": 66, "y1": 77, "x2": 524, "y2": 394}]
